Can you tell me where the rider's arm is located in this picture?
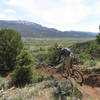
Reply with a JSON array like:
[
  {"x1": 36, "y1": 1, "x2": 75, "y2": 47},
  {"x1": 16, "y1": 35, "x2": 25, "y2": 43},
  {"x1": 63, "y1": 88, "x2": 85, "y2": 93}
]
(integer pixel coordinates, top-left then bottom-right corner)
[{"x1": 57, "y1": 53, "x2": 61, "y2": 64}]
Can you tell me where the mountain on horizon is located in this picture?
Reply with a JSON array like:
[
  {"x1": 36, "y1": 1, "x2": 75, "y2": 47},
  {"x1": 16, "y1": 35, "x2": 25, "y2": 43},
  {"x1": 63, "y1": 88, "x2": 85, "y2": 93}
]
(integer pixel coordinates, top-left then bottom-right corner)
[{"x1": 0, "y1": 20, "x2": 97, "y2": 38}]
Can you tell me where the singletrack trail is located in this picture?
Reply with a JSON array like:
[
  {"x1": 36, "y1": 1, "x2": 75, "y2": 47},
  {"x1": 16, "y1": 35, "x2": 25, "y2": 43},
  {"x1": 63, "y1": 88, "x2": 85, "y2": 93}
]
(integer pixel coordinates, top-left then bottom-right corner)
[
  {"x1": 79, "y1": 85, "x2": 100, "y2": 100},
  {"x1": 35, "y1": 67, "x2": 100, "y2": 100}
]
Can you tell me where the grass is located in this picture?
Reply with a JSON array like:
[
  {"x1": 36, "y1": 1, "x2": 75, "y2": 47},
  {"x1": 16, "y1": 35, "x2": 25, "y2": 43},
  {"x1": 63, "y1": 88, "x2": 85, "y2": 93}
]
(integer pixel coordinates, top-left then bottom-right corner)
[
  {"x1": 0, "y1": 82, "x2": 51, "y2": 100},
  {"x1": 79, "y1": 60, "x2": 100, "y2": 71},
  {"x1": 0, "y1": 78, "x2": 82, "y2": 100},
  {"x1": 0, "y1": 85, "x2": 37, "y2": 100},
  {"x1": 22, "y1": 37, "x2": 95, "y2": 48},
  {"x1": 0, "y1": 77, "x2": 4, "y2": 84}
]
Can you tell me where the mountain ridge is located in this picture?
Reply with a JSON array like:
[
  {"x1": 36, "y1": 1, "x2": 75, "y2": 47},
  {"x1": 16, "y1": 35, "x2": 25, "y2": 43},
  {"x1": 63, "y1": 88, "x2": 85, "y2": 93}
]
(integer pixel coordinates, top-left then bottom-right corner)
[{"x1": 0, "y1": 20, "x2": 96, "y2": 38}]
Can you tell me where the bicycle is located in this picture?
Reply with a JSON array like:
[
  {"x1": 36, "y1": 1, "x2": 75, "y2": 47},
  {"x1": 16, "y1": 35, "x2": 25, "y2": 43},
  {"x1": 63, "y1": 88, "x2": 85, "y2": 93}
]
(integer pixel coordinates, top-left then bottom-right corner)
[{"x1": 61, "y1": 63, "x2": 84, "y2": 85}]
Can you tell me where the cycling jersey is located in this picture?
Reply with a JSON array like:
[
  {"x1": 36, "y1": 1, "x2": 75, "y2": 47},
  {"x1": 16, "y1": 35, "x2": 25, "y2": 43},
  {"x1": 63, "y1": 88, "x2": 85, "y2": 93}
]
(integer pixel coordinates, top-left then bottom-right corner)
[{"x1": 60, "y1": 48, "x2": 71, "y2": 57}]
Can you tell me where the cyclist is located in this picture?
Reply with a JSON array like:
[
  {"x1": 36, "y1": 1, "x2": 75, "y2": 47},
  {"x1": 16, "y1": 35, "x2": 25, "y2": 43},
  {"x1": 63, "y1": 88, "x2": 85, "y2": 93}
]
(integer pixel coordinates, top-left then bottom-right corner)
[
  {"x1": 57, "y1": 45, "x2": 74, "y2": 69},
  {"x1": 57, "y1": 45, "x2": 83, "y2": 84}
]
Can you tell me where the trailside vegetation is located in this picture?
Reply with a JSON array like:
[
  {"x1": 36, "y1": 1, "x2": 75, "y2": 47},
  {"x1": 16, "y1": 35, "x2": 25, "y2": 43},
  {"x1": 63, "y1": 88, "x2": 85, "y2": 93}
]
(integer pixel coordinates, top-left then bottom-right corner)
[{"x1": 0, "y1": 29, "x2": 23, "y2": 73}]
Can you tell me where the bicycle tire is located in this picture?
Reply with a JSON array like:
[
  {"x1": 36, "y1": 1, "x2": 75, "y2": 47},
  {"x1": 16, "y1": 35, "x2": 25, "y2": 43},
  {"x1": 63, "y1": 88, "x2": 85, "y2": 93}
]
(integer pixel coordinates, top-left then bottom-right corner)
[{"x1": 72, "y1": 69, "x2": 84, "y2": 85}]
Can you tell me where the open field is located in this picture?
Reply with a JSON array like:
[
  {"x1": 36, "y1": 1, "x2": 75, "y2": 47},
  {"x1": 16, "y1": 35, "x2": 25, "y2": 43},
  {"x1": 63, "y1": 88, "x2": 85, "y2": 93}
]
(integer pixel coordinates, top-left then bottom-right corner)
[{"x1": 22, "y1": 37, "x2": 95, "y2": 48}]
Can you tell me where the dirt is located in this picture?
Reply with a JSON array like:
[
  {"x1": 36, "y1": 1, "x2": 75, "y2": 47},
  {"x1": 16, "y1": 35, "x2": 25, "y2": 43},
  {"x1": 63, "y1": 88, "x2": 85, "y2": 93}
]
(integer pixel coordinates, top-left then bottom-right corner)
[
  {"x1": 35, "y1": 67, "x2": 100, "y2": 100},
  {"x1": 79, "y1": 85, "x2": 100, "y2": 100},
  {"x1": 34, "y1": 67, "x2": 65, "y2": 80},
  {"x1": 83, "y1": 69, "x2": 100, "y2": 88},
  {"x1": 81, "y1": 69, "x2": 100, "y2": 100}
]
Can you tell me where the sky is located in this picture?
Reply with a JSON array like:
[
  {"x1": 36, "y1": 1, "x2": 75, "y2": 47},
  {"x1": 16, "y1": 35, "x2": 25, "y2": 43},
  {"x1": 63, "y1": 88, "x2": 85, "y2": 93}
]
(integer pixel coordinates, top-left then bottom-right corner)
[{"x1": 0, "y1": 0, "x2": 100, "y2": 32}]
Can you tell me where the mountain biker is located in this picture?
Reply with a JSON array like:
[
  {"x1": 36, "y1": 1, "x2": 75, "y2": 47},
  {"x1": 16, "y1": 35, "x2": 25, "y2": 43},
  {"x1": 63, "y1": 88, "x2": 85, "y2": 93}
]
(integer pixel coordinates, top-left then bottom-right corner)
[
  {"x1": 57, "y1": 45, "x2": 74, "y2": 69},
  {"x1": 57, "y1": 45, "x2": 83, "y2": 84}
]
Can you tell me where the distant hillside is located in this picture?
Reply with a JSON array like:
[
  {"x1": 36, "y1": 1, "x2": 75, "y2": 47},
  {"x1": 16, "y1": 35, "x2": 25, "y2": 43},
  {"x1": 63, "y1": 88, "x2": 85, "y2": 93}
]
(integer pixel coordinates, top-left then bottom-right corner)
[
  {"x1": 70, "y1": 40, "x2": 100, "y2": 58},
  {"x1": 0, "y1": 20, "x2": 96, "y2": 38}
]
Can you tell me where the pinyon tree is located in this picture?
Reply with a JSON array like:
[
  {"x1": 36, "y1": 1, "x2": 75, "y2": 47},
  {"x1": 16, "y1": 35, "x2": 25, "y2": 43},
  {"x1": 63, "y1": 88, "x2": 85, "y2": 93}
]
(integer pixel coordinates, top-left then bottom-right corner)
[{"x1": 0, "y1": 29, "x2": 23, "y2": 72}]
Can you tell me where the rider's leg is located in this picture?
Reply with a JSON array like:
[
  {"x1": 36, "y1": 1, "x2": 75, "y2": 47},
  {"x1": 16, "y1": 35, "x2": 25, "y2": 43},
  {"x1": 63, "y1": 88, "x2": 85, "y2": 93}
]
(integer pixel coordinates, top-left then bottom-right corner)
[
  {"x1": 64, "y1": 56, "x2": 70, "y2": 72},
  {"x1": 69, "y1": 56, "x2": 73, "y2": 74}
]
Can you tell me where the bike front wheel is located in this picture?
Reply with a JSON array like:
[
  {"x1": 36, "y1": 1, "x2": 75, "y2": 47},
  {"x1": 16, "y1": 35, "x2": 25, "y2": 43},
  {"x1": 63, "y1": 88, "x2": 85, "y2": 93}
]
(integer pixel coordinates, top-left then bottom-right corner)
[{"x1": 72, "y1": 70, "x2": 84, "y2": 85}]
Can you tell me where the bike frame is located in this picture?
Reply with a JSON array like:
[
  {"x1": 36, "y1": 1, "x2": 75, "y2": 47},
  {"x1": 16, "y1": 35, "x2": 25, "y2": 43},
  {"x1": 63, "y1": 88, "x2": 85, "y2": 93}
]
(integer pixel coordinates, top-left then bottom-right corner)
[
  {"x1": 64, "y1": 64, "x2": 77, "y2": 74},
  {"x1": 63, "y1": 63, "x2": 83, "y2": 85}
]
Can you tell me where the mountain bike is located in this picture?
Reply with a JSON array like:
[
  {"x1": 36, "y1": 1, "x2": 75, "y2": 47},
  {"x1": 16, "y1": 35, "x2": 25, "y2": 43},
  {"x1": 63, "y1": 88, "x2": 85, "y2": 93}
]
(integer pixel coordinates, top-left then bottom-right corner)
[{"x1": 61, "y1": 63, "x2": 84, "y2": 85}]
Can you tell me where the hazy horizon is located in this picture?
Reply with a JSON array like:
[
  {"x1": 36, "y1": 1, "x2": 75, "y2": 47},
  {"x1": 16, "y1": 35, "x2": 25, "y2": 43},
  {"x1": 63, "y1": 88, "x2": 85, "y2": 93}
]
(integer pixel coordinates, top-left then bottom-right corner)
[{"x1": 0, "y1": 19, "x2": 98, "y2": 33}]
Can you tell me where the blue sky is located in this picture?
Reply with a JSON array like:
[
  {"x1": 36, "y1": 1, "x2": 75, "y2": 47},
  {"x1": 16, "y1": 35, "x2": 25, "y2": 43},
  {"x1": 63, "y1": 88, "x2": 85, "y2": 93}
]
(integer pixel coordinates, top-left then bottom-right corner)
[{"x1": 0, "y1": 0, "x2": 100, "y2": 32}]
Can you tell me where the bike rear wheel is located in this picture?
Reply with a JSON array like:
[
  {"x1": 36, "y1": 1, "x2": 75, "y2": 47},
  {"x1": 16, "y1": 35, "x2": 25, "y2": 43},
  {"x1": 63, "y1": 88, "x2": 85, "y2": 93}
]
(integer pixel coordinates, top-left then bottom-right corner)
[{"x1": 72, "y1": 70, "x2": 84, "y2": 85}]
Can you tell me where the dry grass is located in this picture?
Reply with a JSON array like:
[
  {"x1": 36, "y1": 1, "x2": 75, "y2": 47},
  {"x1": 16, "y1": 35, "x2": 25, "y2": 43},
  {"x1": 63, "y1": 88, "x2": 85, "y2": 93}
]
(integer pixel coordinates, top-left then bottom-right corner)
[{"x1": 0, "y1": 82, "x2": 52, "y2": 100}]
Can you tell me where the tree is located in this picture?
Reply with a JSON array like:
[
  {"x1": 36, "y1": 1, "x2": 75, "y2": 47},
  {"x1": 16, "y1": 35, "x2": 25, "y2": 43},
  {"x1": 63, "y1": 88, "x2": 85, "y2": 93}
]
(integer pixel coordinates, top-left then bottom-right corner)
[
  {"x1": 47, "y1": 43, "x2": 61, "y2": 66},
  {"x1": 0, "y1": 29, "x2": 23, "y2": 72},
  {"x1": 11, "y1": 48, "x2": 34, "y2": 87},
  {"x1": 96, "y1": 33, "x2": 100, "y2": 44},
  {"x1": 11, "y1": 65, "x2": 33, "y2": 87},
  {"x1": 16, "y1": 48, "x2": 34, "y2": 66}
]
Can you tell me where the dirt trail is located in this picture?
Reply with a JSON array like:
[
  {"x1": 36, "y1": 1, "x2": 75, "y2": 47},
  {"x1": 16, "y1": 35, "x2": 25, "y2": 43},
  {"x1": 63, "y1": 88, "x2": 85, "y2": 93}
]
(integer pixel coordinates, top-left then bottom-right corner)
[
  {"x1": 79, "y1": 85, "x2": 100, "y2": 100},
  {"x1": 35, "y1": 67, "x2": 100, "y2": 100}
]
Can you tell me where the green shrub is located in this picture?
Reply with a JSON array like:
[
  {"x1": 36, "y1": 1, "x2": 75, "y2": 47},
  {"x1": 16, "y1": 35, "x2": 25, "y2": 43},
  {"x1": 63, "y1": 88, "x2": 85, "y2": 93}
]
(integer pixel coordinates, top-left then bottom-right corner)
[
  {"x1": 11, "y1": 65, "x2": 33, "y2": 87},
  {"x1": 11, "y1": 47, "x2": 34, "y2": 87},
  {"x1": 85, "y1": 60, "x2": 96, "y2": 67},
  {"x1": 72, "y1": 88, "x2": 82, "y2": 98},
  {"x1": 0, "y1": 77, "x2": 4, "y2": 84},
  {"x1": 0, "y1": 77, "x2": 5, "y2": 90},
  {"x1": 32, "y1": 73, "x2": 44, "y2": 83},
  {"x1": 47, "y1": 43, "x2": 61, "y2": 66},
  {"x1": 44, "y1": 77, "x2": 82, "y2": 100},
  {"x1": 52, "y1": 80, "x2": 73, "y2": 96},
  {"x1": 44, "y1": 77, "x2": 57, "y2": 88},
  {"x1": 16, "y1": 48, "x2": 34, "y2": 66},
  {"x1": 0, "y1": 29, "x2": 23, "y2": 72},
  {"x1": 34, "y1": 51, "x2": 48, "y2": 66},
  {"x1": 96, "y1": 33, "x2": 100, "y2": 44},
  {"x1": 39, "y1": 47, "x2": 46, "y2": 51},
  {"x1": 70, "y1": 40, "x2": 100, "y2": 59},
  {"x1": 34, "y1": 43, "x2": 64, "y2": 68},
  {"x1": 75, "y1": 53, "x2": 92, "y2": 64}
]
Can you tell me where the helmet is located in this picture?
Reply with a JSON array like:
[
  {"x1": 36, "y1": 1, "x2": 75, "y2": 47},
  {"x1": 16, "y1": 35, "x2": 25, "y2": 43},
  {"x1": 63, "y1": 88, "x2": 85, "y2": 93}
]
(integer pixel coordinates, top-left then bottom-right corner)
[{"x1": 57, "y1": 44, "x2": 64, "y2": 49}]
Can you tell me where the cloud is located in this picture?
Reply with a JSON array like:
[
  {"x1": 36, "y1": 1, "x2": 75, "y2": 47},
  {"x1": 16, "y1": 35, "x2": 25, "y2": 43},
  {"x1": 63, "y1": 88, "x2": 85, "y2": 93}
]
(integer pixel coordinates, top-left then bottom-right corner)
[
  {"x1": 93, "y1": 1, "x2": 100, "y2": 15},
  {"x1": 7, "y1": 0, "x2": 90, "y2": 29},
  {"x1": 0, "y1": 14, "x2": 5, "y2": 18},
  {"x1": 4, "y1": 9, "x2": 16, "y2": 13},
  {"x1": 0, "y1": 13, "x2": 17, "y2": 20},
  {"x1": 2, "y1": 0, "x2": 100, "y2": 32},
  {"x1": 66, "y1": 23, "x2": 99, "y2": 32}
]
